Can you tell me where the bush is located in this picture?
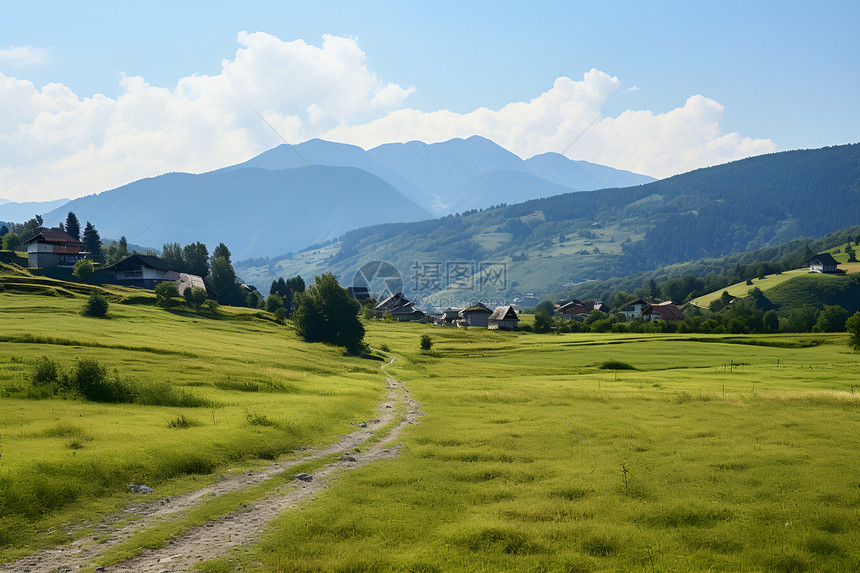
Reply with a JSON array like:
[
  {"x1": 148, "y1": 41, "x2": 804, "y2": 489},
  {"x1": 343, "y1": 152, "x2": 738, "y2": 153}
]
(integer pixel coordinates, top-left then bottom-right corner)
[
  {"x1": 155, "y1": 281, "x2": 181, "y2": 308},
  {"x1": 184, "y1": 286, "x2": 208, "y2": 311},
  {"x1": 81, "y1": 293, "x2": 109, "y2": 318},
  {"x1": 598, "y1": 360, "x2": 636, "y2": 370},
  {"x1": 31, "y1": 356, "x2": 60, "y2": 386},
  {"x1": 72, "y1": 259, "x2": 95, "y2": 283},
  {"x1": 420, "y1": 334, "x2": 433, "y2": 351},
  {"x1": 167, "y1": 414, "x2": 202, "y2": 429}
]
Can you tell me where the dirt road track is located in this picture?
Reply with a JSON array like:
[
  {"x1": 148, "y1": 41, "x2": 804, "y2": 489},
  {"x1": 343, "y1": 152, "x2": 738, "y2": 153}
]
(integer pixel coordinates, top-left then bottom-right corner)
[{"x1": 2, "y1": 375, "x2": 421, "y2": 573}]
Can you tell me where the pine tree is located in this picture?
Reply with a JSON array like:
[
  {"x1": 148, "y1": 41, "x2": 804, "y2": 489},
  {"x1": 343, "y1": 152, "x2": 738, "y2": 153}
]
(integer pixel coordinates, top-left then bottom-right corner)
[
  {"x1": 82, "y1": 222, "x2": 102, "y2": 260},
  {"x1": 65, "y1": 212, "x2": 81, "y2": 240}
]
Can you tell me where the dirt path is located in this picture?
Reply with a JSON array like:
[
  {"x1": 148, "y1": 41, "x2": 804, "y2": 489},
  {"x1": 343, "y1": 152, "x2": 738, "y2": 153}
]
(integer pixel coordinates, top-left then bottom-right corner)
[{"x1": 2, "y1": 374, "x2": 422, "y2": 573}]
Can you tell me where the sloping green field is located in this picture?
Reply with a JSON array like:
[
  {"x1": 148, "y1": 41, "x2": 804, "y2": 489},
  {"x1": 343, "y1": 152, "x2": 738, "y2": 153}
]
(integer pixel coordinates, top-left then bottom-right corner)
[{"x1": 2, "y1": 283, "x2": 859, "y2": 571}]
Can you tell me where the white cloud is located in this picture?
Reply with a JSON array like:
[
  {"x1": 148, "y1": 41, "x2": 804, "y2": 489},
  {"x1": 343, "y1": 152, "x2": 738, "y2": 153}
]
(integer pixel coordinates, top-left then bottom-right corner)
[
  {"x1": 0, "y1": 32, "x2": 775, "y2": 203},
  {"x1": 0, "y1": 45, "x2": 48, "y2": 67}
]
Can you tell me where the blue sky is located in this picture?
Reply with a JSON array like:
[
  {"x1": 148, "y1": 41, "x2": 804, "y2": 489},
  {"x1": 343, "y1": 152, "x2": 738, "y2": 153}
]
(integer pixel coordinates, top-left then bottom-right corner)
[{"x1": 1, "y1": 1, "x2": 858, "y2": 201}]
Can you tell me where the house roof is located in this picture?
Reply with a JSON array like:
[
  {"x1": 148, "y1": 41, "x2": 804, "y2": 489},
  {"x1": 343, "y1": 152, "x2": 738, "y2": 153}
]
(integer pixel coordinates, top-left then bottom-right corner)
[
  {"x1": 803, "y1": 253, "x2": 838, "y2": 266},
  {"x1": 489, "y1": 305, "x2": 519, "y2": 321},
  {"x1": 621, "y1": 299, "x2": 648, "y2": 308},
  {"x1": 21, "y1": 229, "x2": 85, "y2": 247},
  {"x1": 103, "y1": 254, "x2": 172, "y2": 272},
  {"x1": 375, "y1": 292, "x2": 411, "y2": 311},
  {"x1": 558, "y1": 300, "x2": 584, "y2": 312},
  {"x1": 462, "y1": 301, "x2": 492, "y2": 314},
  {"x1": 643, "y1": 302, "x2": 685, "y2": 320}
]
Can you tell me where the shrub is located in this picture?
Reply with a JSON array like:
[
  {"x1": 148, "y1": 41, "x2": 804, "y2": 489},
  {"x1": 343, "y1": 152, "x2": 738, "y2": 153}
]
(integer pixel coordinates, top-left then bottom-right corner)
[
  {"x1": 274, "y1": 307, "x2": 288, "y2": 322},
  {"x1": 246, "y1": 411, "x2": 279, "y2": 427},
  {"x1": 154, "y1": 281, "x2": 181, "y2": 308},
  {"x1": 81, "y1": 293, "x2": 109, "y2": 318},
  {"x1": 598, "y1": 360, "x2": 636, "y2": 370},
  {"x1": 184, "y1": 286, "x2": 208, "y2": 311},
  {"x1": 420, "y1": 334, "x2": 433, "y2": 351},
  {"x1": 31, "y1": 356, "x2": 60, "y2": 386},
  {"x1": 167, "y1": 415, "x2": 201, "y2": 429}
]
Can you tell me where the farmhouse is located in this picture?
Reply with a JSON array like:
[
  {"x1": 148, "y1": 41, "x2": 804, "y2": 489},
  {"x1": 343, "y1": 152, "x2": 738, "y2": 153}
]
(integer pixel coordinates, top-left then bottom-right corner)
[
  {"x1": 438, "y1": 308, "x2": 462, "y2": 325},
  {"x1": 488, "y1": 305, "x2": 520, "y2": 330},
  {"x1": 558, "y1": 299, "x2": 590, "y2": 319},
  {"x1": 460, "y1": 302, "x2": 493, "y2": 327},
  {"x1": 375, "y1": 292, "x2": 425, "y2": 321},
  {"x1": 21, "y1": 229, "x2": 88, "y2": 268},
  {"x1": 803, "y1": 253, "x2": 839, "y2": 273},
  {"x1": 619, "y1": 299, "x2": 649, "y2": 319},
  {"x1": 103, "y1": 254, "x2": 173, "y2": 289},
  {"x1": 642, "y1": 301, "x2": 685, "y2": 321},
  {"x1": 593, "y1": 301, "x2": 608, "y2": 313}
]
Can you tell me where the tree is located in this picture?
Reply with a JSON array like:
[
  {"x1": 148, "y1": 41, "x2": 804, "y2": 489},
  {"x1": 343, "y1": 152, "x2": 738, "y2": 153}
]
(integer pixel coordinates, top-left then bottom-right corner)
[
  {"x1": 293, "y1": 273, "x2": 364, "y2": 350},
  {"x1": 208, "y1": 256, "x2": 245, "y2": 306},
  {"x1": 212, "y1": 242, "x2": 231, "y2": 262},
  {"x1": 847, "y1": 312, "x2": 860, "y2": 351},
  {"x1": 2, "y1": 232, "x2": 21, "y2": 251},
  {"x1": 155, "y1": 281, "x2": 181, "y2": 308},
  {"x1": 162, "y1": 242, "x2": 184, "y2": 271},
  {"x1": 420, "y1": 334, "x2": 433, "y2": 351},
  {"x1": 82, "y1": 222, "x2": 102, "y2": 260},
  {"x1": 535, "y1": 300, "x2": 555, "y2": 316},
  {"x1": 72, "y1": 259, "x2": 95, "y2": 283},
  {"x1": 65, "y1": 212, "x2": 81, "y2": 240},
  {"x1": 533, "y1": 310, "x2": 553, "y2": 333},
  {"x1": 814, "y1": 305, "x2": 849, "y2": 333},
  {"x1": 785, "y1": 305, "x2": 818, "y2": 332},
  {"x1": 183, "y1": 242, "x2": 210, "y2": 277},
  {"x1": 0, "y1": 225, "x2": 8, "y2": 237},
  {"x1": 763, "y1": 310, "x2": 779, "y2": 333},
  {"x1": 265, "y1": 293, "x2": 284, "y2": 313},
  {"x1": 847, "y1": 245, "x2": 858, "y2": 263}
]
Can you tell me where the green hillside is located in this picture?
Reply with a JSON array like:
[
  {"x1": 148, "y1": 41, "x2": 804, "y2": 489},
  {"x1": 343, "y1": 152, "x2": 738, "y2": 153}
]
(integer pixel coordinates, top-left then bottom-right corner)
[
  {"x1": 690, "y1": 239, "x2": 860, "y2": 311},
  {"x1": 237, "y1": 144, "x2": 860, "y2": 307}
]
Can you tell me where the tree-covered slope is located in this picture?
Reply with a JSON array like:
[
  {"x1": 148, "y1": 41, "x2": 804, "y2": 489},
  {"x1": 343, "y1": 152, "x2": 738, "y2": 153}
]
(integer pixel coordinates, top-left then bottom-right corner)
[{"x1": 236, "y1": 144, "x2": 860, "y2": 305}]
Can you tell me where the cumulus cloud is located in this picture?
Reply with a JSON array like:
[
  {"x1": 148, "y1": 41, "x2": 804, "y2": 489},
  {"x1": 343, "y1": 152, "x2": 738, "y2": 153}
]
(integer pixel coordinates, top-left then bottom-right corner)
[
  {"x1": 0, "y1": 32, "x2": 774, "y2": 202},
  {"x1": 0, "y1": 45, "x2": 48, "y2": 67}
]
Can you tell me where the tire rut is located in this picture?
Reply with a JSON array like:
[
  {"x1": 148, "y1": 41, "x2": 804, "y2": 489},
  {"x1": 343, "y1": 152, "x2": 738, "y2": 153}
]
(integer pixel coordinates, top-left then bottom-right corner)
[{"x1": 2, "y1": 375, "x2": 421, "y2": 573}]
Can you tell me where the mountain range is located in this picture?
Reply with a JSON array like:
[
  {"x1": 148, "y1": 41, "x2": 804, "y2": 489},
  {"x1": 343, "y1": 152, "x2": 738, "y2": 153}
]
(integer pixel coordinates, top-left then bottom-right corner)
[
  {"x1": 33, "y1": 136, "x2": 653, "y2": 258},
  {"x1": 0, "y1": 198, "x2": 70, "y2": 224},
  {"x1": 235, "y1": 143, "x2": 860, "y2": 307}
]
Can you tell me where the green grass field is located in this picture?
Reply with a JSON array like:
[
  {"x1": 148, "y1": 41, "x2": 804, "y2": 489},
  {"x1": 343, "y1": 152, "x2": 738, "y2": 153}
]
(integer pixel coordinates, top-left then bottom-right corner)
[{"x1": 2, "y1": 282, "x2": 859, "y2": 571}]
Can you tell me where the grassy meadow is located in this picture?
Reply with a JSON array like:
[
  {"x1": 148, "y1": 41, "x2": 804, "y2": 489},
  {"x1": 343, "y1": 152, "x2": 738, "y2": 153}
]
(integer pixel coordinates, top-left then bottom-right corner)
[
  {"x1": 241, "y1": 325, "x2": 860, "y2": 572},
  {"x1": 0, "y1": 288, "x2": 384, "y2": 557},
  {"x1": 1, "y1": 279, "x2": 859, "y2": 571}
]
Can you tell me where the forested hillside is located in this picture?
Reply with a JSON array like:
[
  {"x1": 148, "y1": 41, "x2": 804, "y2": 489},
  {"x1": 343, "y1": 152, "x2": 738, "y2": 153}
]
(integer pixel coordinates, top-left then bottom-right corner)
[{"x1": 237, "y1": 143, "x2": 860, "y2": 304}]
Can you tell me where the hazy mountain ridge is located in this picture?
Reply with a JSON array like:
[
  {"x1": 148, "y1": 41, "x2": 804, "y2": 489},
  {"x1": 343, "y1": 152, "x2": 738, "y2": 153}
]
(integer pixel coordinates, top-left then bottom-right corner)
[
  {"x1": 0, "y1": 198, "x2": 71, "y2": 224},
  {"x1": 29, "y1": 136, "x2": 655, "y2": 260},
  {"x1": 235, "y1": 143, "x2": 860, "y2": 304},
  {"x1": 42, "y1": 166, "x2": 431, "y2": 259}
]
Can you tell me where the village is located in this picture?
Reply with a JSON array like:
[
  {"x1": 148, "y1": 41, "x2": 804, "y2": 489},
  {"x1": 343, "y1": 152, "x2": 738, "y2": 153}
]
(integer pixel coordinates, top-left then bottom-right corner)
[{"x1": 6, "y1": 219, "x2": 856, "y2": 338}]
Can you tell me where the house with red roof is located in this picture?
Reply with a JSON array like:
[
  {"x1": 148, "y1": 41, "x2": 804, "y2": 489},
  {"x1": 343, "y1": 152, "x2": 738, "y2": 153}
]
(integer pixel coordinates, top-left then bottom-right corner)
[{"x1": 21, "y1": 229, "x2": 88, "y2": 268}]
